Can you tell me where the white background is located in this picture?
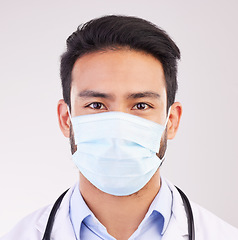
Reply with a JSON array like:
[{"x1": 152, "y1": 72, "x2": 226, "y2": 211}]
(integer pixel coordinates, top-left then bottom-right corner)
[{"x1": 0, "y1": 0, "x2": 237, "y2": 236}]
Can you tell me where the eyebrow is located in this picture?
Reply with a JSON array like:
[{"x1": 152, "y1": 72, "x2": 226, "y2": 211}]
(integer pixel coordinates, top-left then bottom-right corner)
[
  {"x1": 127, "y1": 91, "x2": 160, "y2": 99},
  {"x1": 78, "y1": 90, "x2": 114, "y2": 100}
]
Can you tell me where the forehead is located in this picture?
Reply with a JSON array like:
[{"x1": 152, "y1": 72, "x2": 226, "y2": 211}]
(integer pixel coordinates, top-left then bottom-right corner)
[{"x1": 71, "y1": 49, "x2": 166, "y2": 95}]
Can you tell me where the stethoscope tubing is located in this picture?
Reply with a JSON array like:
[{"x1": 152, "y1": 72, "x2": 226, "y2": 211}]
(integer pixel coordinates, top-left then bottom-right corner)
[
  {"x1": 42, "y1": 187, "x2": 195, "y2": 240},
  {"x1": 42, "y1": 189, "x2": 69, "y2": 240},
  {"x1": 176, "y1": 187, "x2": 195, "y2": 240}
]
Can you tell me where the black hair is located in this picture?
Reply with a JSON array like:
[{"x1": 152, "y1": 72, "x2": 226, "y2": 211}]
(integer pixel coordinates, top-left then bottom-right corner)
[{"x1": 60, "y1": 15, "x2": 180, "y2": 111}]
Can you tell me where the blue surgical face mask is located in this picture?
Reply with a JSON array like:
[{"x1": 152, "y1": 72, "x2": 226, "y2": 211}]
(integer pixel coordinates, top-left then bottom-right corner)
[{"x1": 69, "y1": 110, "x2": 170, "y2": 196}]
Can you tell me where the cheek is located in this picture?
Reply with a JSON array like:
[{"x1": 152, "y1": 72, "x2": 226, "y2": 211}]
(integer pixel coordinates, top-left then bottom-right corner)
[{"x1": 149, "y1": 107, "x2": 168, "y2": 125}]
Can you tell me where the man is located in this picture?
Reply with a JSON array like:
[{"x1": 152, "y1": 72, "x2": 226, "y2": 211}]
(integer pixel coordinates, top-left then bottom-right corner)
[{"x1": 1, "y1": 15, "x2": 238, "y2": 240}]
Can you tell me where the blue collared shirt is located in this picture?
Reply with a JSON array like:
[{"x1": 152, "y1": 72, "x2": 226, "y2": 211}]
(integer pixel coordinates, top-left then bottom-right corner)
[{"x1": 69, "y1": 177, "x2": 173, "y2": 239}]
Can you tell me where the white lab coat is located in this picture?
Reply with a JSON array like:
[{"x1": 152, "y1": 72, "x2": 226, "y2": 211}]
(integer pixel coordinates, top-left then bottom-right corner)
[{"x1": 1, "y1": 181, "x2": 238, "y2": 240}]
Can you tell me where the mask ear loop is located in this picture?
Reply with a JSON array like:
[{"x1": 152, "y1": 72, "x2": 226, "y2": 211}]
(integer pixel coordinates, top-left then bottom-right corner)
[
  {"x1": 164, "y1": 106, "x2": 171, "y2": 127},
  {"x1": 67, "y1": 105, "x2": 72, "y2": 121},
  {"x1": 67, "y1": 105, "x2": 74, "y2": 135}
]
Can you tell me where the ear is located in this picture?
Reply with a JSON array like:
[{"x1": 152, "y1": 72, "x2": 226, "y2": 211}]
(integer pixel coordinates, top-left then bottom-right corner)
[
  {"x1": 167, "y1": 102, "x2": 182, "y2": 140},
  {"x1": 57, "y1": 99, "x2": 71, "y2": 138}
]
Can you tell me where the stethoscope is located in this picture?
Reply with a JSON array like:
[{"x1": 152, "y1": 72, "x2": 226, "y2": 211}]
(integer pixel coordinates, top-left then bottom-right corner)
[{"x1": 42, "y1": 187, "x2": 195, "y2": 240}]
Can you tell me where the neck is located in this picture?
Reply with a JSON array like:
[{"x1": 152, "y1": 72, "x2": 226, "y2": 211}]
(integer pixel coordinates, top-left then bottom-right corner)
[{"x1": 79, "y1": 170, "x2": 161, "y2": 240}]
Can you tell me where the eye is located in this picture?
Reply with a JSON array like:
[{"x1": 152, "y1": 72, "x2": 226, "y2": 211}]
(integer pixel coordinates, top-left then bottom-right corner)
[
  {"x1": 86, "y1": 102, "x2": 106, "y2": 110},
  {"x1": 132, "y1": 103, "x2": 152, "y2": 110}
]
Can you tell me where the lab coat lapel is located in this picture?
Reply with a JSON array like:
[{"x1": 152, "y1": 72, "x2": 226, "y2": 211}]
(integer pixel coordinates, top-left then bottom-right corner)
[
  {"x1": 51, "y1": 218, "x2": 76, "y2": 240},
  {"x1": 162, "y1": 180, "x2": 189, "y2": 240},
  {"x1": 162, "y1": 216, "x2": 188, "y2": 240},
  {"x1": 36, "y1": 185, "x2": 76, "y2": 240}
]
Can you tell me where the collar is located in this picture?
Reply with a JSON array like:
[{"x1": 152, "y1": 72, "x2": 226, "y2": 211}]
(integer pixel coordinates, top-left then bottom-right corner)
[
  {"x1": 136, "y1": 176, "x2": 173, "y2": 235},
  {"x1": 69, "y1": 182, "x2": 92, "y2": 240},
  {"x1": 154, "y1": 176, "x2": 173, "y2": 234},
  {"x1": 69, "y1": 177, "x2": 173, "y2": 238}
]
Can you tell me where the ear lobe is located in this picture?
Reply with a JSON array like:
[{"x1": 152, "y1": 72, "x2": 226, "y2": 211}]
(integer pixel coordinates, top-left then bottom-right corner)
[
  {"x1": 57, "y1": 99, "x2": 71, "y2": 138},
  {"x1": 167, "y1": 102, "x2": 182, "y2": 140}
]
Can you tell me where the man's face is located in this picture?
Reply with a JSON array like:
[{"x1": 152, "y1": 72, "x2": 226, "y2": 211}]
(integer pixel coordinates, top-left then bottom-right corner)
[{"x1": 69, "y1": 49, "x2": 168, "y2": 157}]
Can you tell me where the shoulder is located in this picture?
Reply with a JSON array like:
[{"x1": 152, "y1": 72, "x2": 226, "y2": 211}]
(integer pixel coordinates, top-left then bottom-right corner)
[
  {"x1": 191, "y1": 201, "x2": 238, "y2": 239},
  {"x1": 165, "y1": 179, "x2": 238, "y2": 239},
  {"x1": 0, "y1": 205, "x2": 52, "y2": 240},
  {"x1": 0, "y1": 184, "x2": 76, "y2": 240}
]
